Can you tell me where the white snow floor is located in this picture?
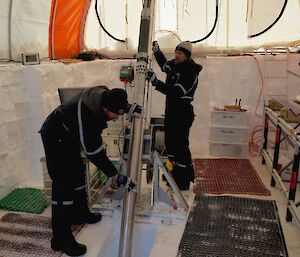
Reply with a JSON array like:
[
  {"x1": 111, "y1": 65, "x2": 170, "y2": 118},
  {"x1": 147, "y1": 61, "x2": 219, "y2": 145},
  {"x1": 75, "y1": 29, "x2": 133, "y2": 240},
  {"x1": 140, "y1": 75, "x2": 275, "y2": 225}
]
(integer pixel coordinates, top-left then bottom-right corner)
[{"x1": 1, "y1": 157, "x2": 300, "y2": 257}]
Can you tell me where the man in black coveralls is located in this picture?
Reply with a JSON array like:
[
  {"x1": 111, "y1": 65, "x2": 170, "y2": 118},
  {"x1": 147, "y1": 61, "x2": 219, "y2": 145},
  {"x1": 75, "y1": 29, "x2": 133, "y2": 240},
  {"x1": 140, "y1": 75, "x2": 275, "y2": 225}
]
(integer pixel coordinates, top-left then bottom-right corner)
[
  {"x1": 40, "y1": 86, "x2": 138, "y2": 256},
  {"x1": 146, "y1": 41, "x2": 202, "y2": 190}
]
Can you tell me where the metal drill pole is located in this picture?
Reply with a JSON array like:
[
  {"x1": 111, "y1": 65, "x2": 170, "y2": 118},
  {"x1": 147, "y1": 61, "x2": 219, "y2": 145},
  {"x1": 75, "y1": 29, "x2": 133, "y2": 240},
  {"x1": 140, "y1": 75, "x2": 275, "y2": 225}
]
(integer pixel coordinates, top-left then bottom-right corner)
[{"x1": 118, "y1": 1, "x2": 154, "y2": 257}]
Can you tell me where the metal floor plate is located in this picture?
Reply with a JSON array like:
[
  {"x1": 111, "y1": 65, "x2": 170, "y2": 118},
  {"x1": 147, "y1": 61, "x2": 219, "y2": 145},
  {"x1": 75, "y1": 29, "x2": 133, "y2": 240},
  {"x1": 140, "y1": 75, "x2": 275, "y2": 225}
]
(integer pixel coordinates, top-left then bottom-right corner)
[
  {"x1": 179, "y1": 196, "x2": 288, "y2": 257},
  {"x1": 193, "y1": 159, "x2": 270, "y2": 196}
]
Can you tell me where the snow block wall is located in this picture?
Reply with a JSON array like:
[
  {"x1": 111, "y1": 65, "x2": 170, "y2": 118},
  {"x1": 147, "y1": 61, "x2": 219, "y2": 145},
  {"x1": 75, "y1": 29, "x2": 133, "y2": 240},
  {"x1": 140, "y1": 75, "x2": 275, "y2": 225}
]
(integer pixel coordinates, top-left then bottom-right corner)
[
  {"x1": 0, "y1": 60, "x2": 136, "y2": 198},
  {"x1": 0, "y1": 65, "x2": 32, "y2": 198},
  {"x1": 0, "y1": 54, "x2": 299, "y2": 198}
]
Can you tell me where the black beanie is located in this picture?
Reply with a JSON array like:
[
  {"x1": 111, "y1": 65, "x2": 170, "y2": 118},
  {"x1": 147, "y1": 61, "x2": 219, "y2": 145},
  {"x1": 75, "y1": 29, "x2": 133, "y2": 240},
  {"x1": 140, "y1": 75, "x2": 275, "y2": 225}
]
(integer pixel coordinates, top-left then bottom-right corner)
[
  {"x1": 102, "y1": 88, "x2": 128, "y2": 115},
  {"x1": 175, "y1": 41, "x2": 192, "y2": 58}
]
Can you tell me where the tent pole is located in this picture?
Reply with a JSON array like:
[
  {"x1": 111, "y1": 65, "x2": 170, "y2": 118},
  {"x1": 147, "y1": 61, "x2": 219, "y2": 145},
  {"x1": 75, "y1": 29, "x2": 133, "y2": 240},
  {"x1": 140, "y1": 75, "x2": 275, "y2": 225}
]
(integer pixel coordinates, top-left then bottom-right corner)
[{"x1": 8, "y1": 0, "x2": 13, "y2": 60}]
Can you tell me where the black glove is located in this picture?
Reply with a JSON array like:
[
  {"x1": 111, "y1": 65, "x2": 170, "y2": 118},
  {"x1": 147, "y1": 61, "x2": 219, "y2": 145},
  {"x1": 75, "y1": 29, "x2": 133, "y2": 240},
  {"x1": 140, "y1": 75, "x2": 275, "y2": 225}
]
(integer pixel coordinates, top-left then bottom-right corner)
[
  {"x1": 126, "y1": 103, "x2": 143, "y2": 121},
  {"x1": 146, "y1": 70, "x2": 158, "y2": 86},
  {"x1": 162, "y1": 62, "x2": 172, "y2": 73},
  {"x1": 113, "y1": 174, "x2": 137, "y2": 192},
  {"x1": 127, "y1": 103, "x2": 142, "y2": 115},
  {"x1": 152, "y1": 41, "x2": 160, "y2": 53}
]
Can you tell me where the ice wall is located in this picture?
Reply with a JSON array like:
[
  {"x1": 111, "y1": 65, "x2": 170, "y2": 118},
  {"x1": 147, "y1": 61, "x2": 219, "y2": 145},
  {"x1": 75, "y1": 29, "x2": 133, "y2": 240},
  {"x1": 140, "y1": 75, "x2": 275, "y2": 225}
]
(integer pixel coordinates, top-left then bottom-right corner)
[{"x1": 0, "y1": 54, "x2": 299, "y2": 198}]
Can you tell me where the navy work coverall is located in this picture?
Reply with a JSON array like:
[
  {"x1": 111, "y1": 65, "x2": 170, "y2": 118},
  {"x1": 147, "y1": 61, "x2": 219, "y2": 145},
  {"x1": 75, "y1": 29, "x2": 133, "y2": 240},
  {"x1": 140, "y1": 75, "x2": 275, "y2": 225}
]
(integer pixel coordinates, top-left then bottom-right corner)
[
  {"x1": 39, "y1": 86, "x2": 118, "y2": 239},
  {"x1": 154, "y1": 51, "x2": 202, "y2": 190}
]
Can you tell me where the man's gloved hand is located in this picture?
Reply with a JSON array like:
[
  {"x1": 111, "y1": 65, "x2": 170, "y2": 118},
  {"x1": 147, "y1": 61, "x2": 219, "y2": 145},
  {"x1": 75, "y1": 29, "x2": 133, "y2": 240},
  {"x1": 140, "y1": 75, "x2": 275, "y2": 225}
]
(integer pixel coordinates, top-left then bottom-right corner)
[
  {"x1": 146, "y1": 69, "x2": 158, "y2": 86},
  {"x1": 162, "y1": 62, "x2": 172, "y2": 74},
  {"x1": 127, "y1": 103, "x2": 142, "y2": 115},
  {"x1": 112, "y1": 174, "x2": 137, "y2": 192},
  {"x1": 127, "y1": 103, "x2": 143, "y2": 121},
  {"x1": 152, "y1": 41, "x2": 160, "y2": 53}
]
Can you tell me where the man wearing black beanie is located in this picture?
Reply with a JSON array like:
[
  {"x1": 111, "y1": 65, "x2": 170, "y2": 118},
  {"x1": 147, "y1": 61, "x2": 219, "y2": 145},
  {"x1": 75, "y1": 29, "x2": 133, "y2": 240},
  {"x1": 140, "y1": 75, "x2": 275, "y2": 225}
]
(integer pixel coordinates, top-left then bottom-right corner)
[
  {"x1": 146, "y1": 41, "x2": 202, "y2": 191},
  {"x1": 39, "y1": 86, "x2": 139, "y2": 256}
]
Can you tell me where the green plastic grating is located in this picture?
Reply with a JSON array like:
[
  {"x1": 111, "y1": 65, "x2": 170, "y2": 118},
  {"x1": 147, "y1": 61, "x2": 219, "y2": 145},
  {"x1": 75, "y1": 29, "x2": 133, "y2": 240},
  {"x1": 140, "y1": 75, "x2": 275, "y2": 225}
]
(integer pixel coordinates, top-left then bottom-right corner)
[
  {"x1": 91, "y1": 160, "x2": 120, "y2": 184},
  {"x1": 0, "y1": 188, "x2": 48, "y2": 214}
]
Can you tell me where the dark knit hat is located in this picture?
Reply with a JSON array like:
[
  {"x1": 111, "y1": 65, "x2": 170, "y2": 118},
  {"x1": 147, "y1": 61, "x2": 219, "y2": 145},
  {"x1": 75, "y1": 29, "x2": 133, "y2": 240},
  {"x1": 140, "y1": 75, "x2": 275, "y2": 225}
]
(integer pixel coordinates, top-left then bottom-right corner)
[
  {"x1": 175, "y1": 41, "x2": 192, "y2": 58},
  {"x1": 102, "y1": 88, "x2": 128, "y2": 115}
]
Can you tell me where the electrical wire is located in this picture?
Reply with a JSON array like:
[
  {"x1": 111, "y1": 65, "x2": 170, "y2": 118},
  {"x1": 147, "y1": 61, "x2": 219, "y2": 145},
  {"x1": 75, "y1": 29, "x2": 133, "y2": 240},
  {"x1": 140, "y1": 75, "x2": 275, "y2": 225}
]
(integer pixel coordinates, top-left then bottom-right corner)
[
  {"x1": 242, "y1": 54, "x2": 264, "y2": 119},
  {"x1": 95, "y1": 0, "x2": 126, "y2": 43},
  {"x1": 191, "y1": 0, "x2": 219, "y2": 43},
  {"x1": 248, "y1": 123, "x2": 290, "y2": 156},
  {"x1": 154, "y1": 29, "x2": 182, "y2": 42},
  {"x1": 249, "y1": 0, "x2": 288, "y2": 38},
  {"x1": 248, "y1": 125, "x2": 274, "y2": 156}
]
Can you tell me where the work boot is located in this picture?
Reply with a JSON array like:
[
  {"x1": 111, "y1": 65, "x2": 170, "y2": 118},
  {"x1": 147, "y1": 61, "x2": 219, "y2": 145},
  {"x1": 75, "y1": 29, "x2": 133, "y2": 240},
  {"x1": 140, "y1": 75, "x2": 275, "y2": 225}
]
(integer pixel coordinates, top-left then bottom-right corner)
[
  {"x1": 172, "y1": 166, "x2": 190, "y2": 191},
  {"x1": 51, "y1": 235, "x2": 87, "y2": 256},
  {"x1": 189, "y1": 164, "x2": 195, "y2": 183},
  {"x1": 72, "y1": 212, "x2": 102, "y2": 225},
  {"x1": 51, "y1": 202, "x2": 87, "y2": 256},
  {"x1": 72, "y1": 189, "x2": 102, "y2": 225}
]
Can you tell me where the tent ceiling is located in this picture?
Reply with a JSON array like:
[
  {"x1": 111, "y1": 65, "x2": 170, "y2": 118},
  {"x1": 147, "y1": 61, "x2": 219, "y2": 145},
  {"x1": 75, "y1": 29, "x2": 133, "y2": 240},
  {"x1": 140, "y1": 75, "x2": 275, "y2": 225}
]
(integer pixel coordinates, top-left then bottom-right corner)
[{"x1": 0, "y1": 0, "x2": 299, "y2": 60}]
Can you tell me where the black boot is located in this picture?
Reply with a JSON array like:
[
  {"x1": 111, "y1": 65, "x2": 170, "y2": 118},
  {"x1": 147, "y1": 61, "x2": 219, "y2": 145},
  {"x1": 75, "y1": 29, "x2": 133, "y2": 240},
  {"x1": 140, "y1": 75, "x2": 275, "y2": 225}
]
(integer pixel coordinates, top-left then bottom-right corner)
[
  {"x1": 72, "y1": 190, "x2": 102, "y2": 225},
  {"x1": 72, "y1": 212, "x2": 102, "y2": 225},
  {"x1": 51, "y1": 204, "x2": 87, "y2": 256},
  {"x1": 189, "y1": 164, "x2": 195, "y2": 183},
  {"x1": 51, "y1": 235, "x2": 87, "y2": 256},
  {"x1": 172, "y1": 166, "x2": 190, "y2": 190}
]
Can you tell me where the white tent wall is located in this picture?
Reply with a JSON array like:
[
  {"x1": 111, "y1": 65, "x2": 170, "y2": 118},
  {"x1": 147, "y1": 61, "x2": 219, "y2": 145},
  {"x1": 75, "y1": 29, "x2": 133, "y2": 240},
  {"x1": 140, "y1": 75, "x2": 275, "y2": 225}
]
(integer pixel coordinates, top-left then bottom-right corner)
[
  {"x1": 177, "y1": 0, "x2": 300, "y2": 48},
  {"x1": 0, "y1": 0, "x2": 10, "y2": 59},
  {"x1": 84, "y1": 0, "x2": 143, "y2": 51},
  {"x1": 0, "y1": 0, "x2": 51, "y2": 61},
  {"x1": 11, "y1": 0, "x2": 51, "y2": 61},
  {"x1": 247, "y1": 0, "x2": 286, "y2": 37},
  {"x1": 85, "y1": 0, "x2": 300, "y2": 53},
  {"x1": 287, "y1": 54, "x2": 300, "y2": 100},
  {"x1": 1, "y1": 0, "x2": 300, "y2": 61},
  {"x1": 1, "y1": 54, "x2": 299, "y2": 198}
]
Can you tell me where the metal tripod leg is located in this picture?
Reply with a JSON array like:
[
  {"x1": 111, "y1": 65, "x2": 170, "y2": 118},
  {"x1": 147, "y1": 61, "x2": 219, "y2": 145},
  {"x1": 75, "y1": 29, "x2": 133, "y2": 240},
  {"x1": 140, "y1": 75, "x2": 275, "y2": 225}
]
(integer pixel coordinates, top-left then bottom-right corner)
[
  {"x1": 152, "y1": 156, "x2": 173, "y2": 206},
  {"x1": 152, "y1": 151, "x2": 189, "y2": 211}
]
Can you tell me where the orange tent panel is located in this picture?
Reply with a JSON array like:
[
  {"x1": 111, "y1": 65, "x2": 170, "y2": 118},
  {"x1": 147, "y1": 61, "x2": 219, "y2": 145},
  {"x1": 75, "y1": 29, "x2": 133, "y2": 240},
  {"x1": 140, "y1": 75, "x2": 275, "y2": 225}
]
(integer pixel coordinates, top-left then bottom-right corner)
[{"x1": 49, "y1": 0, "x2": 91, "y2": 59}]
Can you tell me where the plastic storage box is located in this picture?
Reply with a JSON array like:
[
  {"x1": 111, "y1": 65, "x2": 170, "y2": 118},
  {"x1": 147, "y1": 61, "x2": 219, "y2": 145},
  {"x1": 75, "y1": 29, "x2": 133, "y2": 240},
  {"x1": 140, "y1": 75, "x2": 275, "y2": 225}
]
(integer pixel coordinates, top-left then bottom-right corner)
[
  {"x1": 209, "y1": 125, "x2": 249, "y2": 143},
  {"x1": 102, "y1": 136, "x2": 123, "y2": 158},
  {"x1": 209, "y1": 141, "x2": 248, "y2": 157},
  {"x1": 210, "y1": 110, "x2": 248, "y2": 127}
]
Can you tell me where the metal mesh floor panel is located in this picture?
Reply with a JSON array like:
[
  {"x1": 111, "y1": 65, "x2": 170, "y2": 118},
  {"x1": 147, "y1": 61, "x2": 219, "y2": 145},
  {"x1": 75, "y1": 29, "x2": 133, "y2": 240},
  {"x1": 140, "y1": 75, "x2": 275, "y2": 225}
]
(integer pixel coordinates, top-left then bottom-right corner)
[
  {"x1": 0, "y1": 213, "x2": 85, "y2": 257},
  {"x1": 193, "y1": 158, "x2": 270, "y2": 196},
  {"x1": 179, "y1": 196, "x2": 288, "y2": 257}
]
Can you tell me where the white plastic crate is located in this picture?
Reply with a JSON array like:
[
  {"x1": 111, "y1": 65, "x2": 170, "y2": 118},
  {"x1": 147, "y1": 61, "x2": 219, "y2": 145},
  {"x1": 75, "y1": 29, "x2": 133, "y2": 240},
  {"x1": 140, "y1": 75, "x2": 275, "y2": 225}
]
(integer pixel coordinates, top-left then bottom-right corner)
[
  {"x1": 102, "y1": 136, "x2": 123, "y2": 158},
  {"x1": 211, "y1": 110, "x2": 248, "y2": 127},
  {"x1": 102, "y1": 127, "x2": 123, "y2": 137},
  {"x1": 209, "y1": 141, "x2": 248, "y2": 157},
  {"x1": 209, "y1": 125, "x2": 249, "y2": 143}
]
